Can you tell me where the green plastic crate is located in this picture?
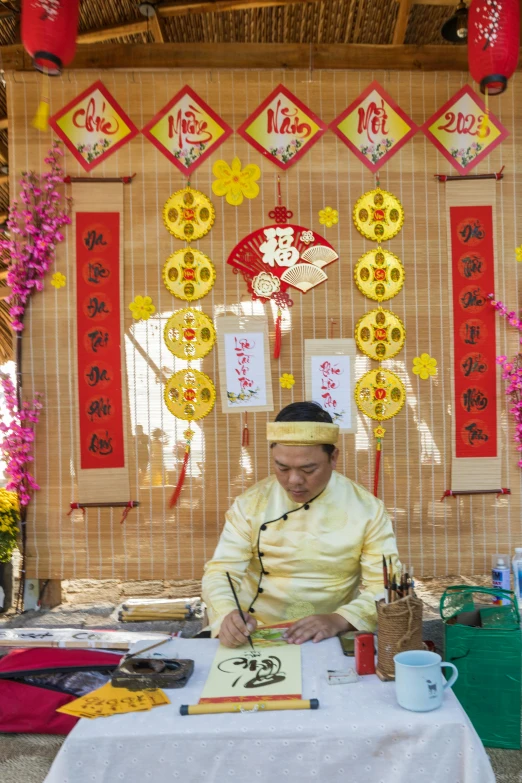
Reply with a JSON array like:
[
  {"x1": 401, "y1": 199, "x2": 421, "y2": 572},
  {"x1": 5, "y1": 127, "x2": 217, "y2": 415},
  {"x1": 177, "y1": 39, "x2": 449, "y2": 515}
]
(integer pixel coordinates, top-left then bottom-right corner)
[{"x1": 441, "y1": 585, "x2": 521, "y2": 749}]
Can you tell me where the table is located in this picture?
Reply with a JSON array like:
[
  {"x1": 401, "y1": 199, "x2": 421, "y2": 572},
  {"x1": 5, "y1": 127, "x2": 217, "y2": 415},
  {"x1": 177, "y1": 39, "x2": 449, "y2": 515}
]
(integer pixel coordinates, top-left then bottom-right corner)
[{"x1": 44, "y1": 637, "x2": 495, "y2": 783}]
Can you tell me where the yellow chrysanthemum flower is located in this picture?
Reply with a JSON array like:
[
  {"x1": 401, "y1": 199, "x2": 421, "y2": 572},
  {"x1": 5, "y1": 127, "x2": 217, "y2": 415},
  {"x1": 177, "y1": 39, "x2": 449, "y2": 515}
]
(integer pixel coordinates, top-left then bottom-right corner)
[
  {"x1": 318, "y1": 207, "x2": 339, "y2": 228},
  {"x1": 51, "y1": 272, "x2": 66, "y2": 289},
  {"x1": 516, "y1": 245, "x2": 522, "y2": 262},
  {"x1": 279, "y1": 373, "x2": 295, "y2": 389},
  {"x1": 412, "y1": 353, "x2": 437, "y2": 380},
  {"x1": 128, "y1": 295, "x2": 156, "y2": 321},
  {"x1": 212, "y1": 157, "x2": 261, "y2": 206}
]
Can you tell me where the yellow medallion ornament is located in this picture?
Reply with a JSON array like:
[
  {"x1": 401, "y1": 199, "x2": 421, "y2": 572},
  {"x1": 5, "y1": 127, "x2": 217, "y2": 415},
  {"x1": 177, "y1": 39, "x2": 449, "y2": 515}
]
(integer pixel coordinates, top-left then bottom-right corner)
[
  {"x1": 355, "y1": 308, "x2": 406, "y2": 361},
  {"x1": 164, "y1": 309, "x2": 216, "y2": 361},
  {"x1": 353, "y1": 187, "x2": 404, "y2": 242},
  {"x1": 354, "y1": 247, "x2": 405, "y2": 302},
  {"x1": 355, "y1": 369, "x2": 406, "y2": 422},
  {"x1": 163, "y1": 187, "x2": 215, "y2": 241},
  {"x1": 163, "y1": 247, "x2": 216, "y2": 302},
  {"x1": 164, "y1": 368, "x2": 216, "y2": 421}
]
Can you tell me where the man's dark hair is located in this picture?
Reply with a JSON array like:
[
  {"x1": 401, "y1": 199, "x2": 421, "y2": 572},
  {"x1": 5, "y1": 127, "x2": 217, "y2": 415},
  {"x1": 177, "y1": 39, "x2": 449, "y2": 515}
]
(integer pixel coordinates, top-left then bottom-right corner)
[{"x1": 273, "y1": 401, "x2": 336, "y2": 456}]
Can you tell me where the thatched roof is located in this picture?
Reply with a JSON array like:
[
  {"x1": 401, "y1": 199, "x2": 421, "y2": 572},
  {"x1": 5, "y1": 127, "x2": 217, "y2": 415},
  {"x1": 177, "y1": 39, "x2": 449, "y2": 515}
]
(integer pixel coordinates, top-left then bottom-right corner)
[{"x1": 0, "y1": 0, "x2": 467, "y2": 362}]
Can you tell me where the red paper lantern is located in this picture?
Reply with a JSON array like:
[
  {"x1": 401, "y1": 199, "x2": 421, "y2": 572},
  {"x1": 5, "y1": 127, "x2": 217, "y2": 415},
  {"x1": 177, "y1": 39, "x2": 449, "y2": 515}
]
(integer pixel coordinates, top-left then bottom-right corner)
[
  {"x1": 21, "y1": 0, "x2": 79, "y2": 76},
  {"x1": 468, "y1": 0, "x2": 520, "y2": 95}
]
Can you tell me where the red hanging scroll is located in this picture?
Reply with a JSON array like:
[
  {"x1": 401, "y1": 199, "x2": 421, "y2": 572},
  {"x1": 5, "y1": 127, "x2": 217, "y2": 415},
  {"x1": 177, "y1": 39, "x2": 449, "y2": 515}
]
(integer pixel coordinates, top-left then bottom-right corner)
[
  {"x1": 76, "y1": 212, "x2": 125, "y2": 469},
  {"x1": 450, "y1": 205, "x2": 497, "y2": 459}
]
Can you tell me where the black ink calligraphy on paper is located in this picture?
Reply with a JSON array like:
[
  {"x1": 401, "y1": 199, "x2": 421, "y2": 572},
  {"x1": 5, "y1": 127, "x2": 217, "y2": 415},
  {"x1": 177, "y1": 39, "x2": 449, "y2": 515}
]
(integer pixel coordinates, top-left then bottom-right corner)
[
  {"x1": 85, "y1": 366, "x2": 111, "y2": 387},
  {"x1": 460, "y1": 254, "x2": 484, "y2": 279},
  {"x1": 459, "y1": 220, "x2": 485, "y2": 244},
  {"x1": 461, "y1": 354, "x2": 487, "y2": 377},
  {"x1": 88, "y1": 432, "x2": 114, "y2": 456},
  {"x1": 463, "y1": 323, "x2": 481, "y2": 345},
  {"x1": 462, "y1": 387, "x2": 488, "y2": 413},
  {"x1": 87, "y1": 262, "x2": 110, "y2": 285},
  {"x1": 464, "y1": 421, "x2": 489, "y2": 445},
  {"x1": 87, "y1": 397, "x2": 112, "y2": 422},
  {"x1": 87, "y1": 297, "x2": 110, "y2": 319},
  {"x1": 218, "y1": 655, "x2": 286, "y2": 689},
  {"x1": 88, "y1": 330, "x2": 109, "y2": 353},
  {"x1": 460, "y1": 288, "x2": 486, "y2": 310},
  {"x1": 84, "y1": 230, "x2": 108, "y2": 252}
]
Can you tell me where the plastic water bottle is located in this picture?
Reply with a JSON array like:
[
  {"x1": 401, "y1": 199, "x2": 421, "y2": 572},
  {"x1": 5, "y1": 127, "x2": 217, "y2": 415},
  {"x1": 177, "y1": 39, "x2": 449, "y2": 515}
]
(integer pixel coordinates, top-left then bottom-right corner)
[
  {"x1": 492, "y1": 555, "x2": 510, "y2": 606},
  {"x1": 512, "y1": 548, "x2": 522, "y2": 607}
]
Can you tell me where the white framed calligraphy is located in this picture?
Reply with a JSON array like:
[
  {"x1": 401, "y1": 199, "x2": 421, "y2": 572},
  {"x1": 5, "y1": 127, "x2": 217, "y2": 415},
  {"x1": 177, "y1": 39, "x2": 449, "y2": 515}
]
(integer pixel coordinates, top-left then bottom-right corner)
[
  {"x1": 305, "y1": 339, "x2": 358, "y2": 434},
  {"x1": 217, "y1": 316, "x2": 274, "y2": 413}
]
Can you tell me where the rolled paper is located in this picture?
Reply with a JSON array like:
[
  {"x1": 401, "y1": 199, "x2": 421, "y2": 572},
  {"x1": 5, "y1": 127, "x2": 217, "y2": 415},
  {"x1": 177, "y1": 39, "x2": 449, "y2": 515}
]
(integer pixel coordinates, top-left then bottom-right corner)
[{"x1": 180, "y1": 698, "x2": 319, "y2": 715}]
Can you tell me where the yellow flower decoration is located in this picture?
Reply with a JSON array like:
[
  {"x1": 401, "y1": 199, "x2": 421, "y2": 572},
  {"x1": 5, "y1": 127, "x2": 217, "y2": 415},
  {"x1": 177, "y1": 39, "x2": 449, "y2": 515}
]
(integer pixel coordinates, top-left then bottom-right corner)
[
  {"x1": 412, "y1": 353, "x2": 438, "y2": 380},
  {"x1": 280, "y1": 373, "x2": 295, "y2": 389},
  {"x1": 516, "y1": 245, "x2": 522, "y2": 262},
  {"x1": 212, "y1": 157, "x2": 261, "y2": 206},
  {"x1": 129, "y1": 295, "x2": 156, "y2": 321},
  {"x1": 51, "y1": 272, "x2": 66, "y2": 289},
  {"x1": 318, "y1": 206, "x2": 339, "y2": 228}
]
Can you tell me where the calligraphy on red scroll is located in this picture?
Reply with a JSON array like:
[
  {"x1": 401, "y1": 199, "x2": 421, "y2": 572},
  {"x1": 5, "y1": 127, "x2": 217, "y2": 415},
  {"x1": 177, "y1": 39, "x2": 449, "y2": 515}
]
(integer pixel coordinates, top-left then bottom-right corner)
[
  {"x1": 76, "y1": 212, "x2": 125, "y2": 469},
  {"x1": 450, "y1": 206, "x2": 497, "y2": 458}
]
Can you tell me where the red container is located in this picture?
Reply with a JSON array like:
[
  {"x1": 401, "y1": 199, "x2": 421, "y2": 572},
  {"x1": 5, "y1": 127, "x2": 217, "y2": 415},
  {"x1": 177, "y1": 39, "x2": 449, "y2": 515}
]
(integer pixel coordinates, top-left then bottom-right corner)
[{"x1": 355, "y1": 633, "x2": 376, "y2": 675}]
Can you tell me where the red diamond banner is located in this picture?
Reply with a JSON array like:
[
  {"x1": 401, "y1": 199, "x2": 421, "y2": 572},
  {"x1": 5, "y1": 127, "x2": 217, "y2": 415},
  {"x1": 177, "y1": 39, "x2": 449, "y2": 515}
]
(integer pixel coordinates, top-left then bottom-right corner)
[
  {"x1": 422, "y1": 85, "x2": 508, "y2": 174},
  {"x1": 237, "y1": 84, "x2": 327, "y2": 170},
  {"x1": 330, "y1": 81, "x2": 417, "y2": 173}
]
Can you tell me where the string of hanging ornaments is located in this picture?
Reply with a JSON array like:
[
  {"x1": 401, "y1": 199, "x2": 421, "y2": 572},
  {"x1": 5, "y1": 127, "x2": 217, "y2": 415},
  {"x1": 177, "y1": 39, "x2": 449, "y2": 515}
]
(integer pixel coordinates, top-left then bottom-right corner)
[
  {"x1": 21, "y1": 0, "x2": 80, "y2": 130},
  {"x1": 468, "y1": 0, "x2": 520, "y2": 96}
]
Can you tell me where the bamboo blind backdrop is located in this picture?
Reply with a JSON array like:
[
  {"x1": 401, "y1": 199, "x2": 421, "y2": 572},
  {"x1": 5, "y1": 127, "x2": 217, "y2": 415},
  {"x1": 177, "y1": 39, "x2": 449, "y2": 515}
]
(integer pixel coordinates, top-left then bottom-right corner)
[{"x1": 6, "y1": 69, "x2": 522, "y2": 580}]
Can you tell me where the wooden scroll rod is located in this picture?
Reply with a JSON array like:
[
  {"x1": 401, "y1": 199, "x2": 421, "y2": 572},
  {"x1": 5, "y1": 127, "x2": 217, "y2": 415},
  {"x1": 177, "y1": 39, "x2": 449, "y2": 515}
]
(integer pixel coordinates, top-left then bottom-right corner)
[
  {"x1": 441, "y1": 488, "x2": 511, "y2": 501},
  {"x1": 63, "y1": 174, "x2": 136, "y2": 184},
  {"x1": 435, "y1": 167, "x2": 504, "y2": 183},
  {"x1": 68, "y1": 500, "x2": 139, "y2": 524}
]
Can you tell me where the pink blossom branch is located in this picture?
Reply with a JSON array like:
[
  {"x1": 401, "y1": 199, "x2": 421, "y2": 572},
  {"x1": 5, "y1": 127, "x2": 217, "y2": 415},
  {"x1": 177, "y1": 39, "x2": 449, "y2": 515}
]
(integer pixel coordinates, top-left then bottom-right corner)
[
  {"x1": 0, "y1": 142, "x2": 71, "y2": 331},
  {"x1": 489, "y1": 295, "x2": 522, "y2": 467},
  {"x1": 0, "y1": 374, "x2": 42, "y2": 506}
]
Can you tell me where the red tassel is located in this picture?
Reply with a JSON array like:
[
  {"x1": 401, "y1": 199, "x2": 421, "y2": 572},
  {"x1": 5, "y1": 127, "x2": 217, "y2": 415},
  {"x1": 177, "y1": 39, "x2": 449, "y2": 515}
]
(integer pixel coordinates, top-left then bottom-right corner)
[
  {"x1": 373, "y1": 444, "x2": 382, "y2": 497},
  {"x1": 242, "y1": 413, "x2": 249, "y2": 446},
  {"x1": 169, "y1": 443, "x2": 191, "y2": 508},
  {"x1": 274, "y1": 309, "x2": 282, "y2": 359},
  {"x1": 67, "y1": 502, "x2": 85, "y2": 518},
  {"x1": 120, "y1": 501, "x2": 134, "y2": 525}
]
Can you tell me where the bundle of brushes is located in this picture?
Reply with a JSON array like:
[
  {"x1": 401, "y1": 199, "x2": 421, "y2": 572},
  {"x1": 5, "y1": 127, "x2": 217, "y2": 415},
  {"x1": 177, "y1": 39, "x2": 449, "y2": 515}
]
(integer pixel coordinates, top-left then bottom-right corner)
[
  {"x1": 382, "y1": 556, "x2": 415, "y2": 604},
  {"x1": 118, "y1": 597, "x2": 204, "y2": 623}
]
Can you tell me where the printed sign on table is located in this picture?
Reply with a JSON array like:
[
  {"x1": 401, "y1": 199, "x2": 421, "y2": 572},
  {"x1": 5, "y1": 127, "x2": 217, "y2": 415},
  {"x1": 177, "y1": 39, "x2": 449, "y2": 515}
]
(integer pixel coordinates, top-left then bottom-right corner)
[
  {"x1": 141, "y1": 86, "x2": 232, "y2": 175},
  {"x1": 238, "y1": 84, "x2": 327, "y2": 170},
  {"x1": 450, "y1": 206, "x2": 497, "y2": 458},
  {"x1": 422, "y1": 85, "x2": 508, "y2": 174},
  {"x1": 330, "y1": 81, "x2": 417, "y2": 173},
  {"x1": 76, "y1": 212, "x2": 125, "y2": 469},
  {"x1": 50, "y1": 81, "x2": 138, "y2": 172}
]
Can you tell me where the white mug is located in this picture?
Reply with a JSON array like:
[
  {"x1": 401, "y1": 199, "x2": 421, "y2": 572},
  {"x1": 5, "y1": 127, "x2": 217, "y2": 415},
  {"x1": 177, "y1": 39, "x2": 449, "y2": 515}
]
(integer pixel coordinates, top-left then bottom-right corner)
[{"x1": 394, "y1": 650, "x2": 458, "y2": 712}]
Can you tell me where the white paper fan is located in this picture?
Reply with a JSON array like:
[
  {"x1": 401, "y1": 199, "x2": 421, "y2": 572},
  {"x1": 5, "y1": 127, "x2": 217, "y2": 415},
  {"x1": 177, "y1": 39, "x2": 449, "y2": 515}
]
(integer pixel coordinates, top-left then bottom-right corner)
[
  {"x1": 281, "y1": 263, "x2": 327, "y2": 293},
  {"x1": 300, "y1": 245, "x2": 339, "y2": 268}
]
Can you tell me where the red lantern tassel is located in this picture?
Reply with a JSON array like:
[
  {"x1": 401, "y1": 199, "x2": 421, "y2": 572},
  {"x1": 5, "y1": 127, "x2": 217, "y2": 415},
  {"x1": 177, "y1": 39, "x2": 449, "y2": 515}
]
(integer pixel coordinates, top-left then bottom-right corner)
[
  {"x1": 274, "y1": 309, "x2": 282, "y2": 359},
  {"x1": 373, "y1": 442, "x2": 382, "y2": 498},
  {"x1": 242, "y1": 413, "x2": 249, "y2": 446},
  {"x1": 169, "y1": 442, "x2": 191, "y2": 508}
]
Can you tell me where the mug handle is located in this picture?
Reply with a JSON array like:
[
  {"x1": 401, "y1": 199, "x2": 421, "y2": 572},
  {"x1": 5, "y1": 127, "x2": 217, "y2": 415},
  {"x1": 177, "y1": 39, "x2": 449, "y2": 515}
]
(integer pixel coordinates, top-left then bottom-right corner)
[{"x1": 440, "y1": 662, "x2": 458, "y2": 690}]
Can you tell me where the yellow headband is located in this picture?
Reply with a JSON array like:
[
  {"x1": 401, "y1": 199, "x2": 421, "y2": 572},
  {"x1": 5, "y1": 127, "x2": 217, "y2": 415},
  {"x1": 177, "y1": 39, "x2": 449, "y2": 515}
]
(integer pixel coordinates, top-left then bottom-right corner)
[{"x1": 266, "y1": 421, "x2": 339, "y2": 446}]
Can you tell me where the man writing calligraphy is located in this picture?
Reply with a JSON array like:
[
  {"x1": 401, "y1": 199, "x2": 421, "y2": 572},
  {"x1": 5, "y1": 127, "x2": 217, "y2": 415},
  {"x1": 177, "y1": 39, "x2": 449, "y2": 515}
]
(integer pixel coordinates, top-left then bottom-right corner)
[{"x1": 202, "y1": 401, "x2": 399, "y2": 648}]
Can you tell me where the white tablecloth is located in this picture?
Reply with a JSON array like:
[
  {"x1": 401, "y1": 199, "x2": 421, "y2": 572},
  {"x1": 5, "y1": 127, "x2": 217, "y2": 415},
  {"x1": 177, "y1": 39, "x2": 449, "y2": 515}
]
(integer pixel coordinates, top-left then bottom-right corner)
[{"x1": 44, "y1": 637, "x2": 495, "y2": 783}]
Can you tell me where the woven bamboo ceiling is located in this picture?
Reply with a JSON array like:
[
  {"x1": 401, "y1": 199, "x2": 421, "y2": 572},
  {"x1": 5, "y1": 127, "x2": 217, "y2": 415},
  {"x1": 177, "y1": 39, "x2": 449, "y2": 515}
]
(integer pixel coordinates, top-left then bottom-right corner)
[{"x1": 0, "y1": 0, "x2": 491, "y2": 362}]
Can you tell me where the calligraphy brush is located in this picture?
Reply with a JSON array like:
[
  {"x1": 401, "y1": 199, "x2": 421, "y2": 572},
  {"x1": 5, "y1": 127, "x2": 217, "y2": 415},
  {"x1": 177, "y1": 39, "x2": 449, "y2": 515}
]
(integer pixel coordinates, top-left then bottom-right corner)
[
  {"x1": 382, "y1": 555, "x2": 390, "y2": 604},
  {"x1": 226, "y1": 571, "x2": 255, "y2": 652}
]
